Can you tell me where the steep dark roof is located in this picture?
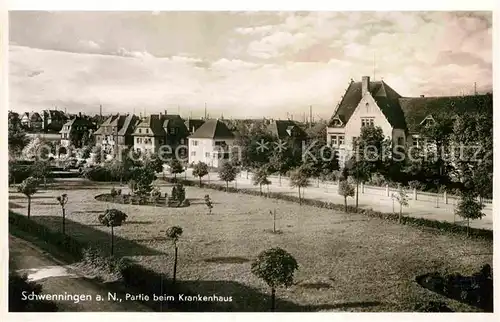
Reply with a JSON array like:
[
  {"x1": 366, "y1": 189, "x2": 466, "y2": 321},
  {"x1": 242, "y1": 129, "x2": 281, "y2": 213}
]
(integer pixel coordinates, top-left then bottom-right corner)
[
  {"x1": 30, "y1": 112, "x2": 42, "y2": 122},
  {"x1": 189, "y1": 119, "x2": 234, "y2": 139},
  {"x1": 93, "y1": 115, "x2": 116, "y2": 134},
  {"x1": 399, "y1": 94, "x2": 493, "y2": 133},
  {"x1": 305, "y1": 122, "x2": 327, "y2": 138},
  {"x1": 267, "y1": 120, "x2": 308, "y2": 139},
  {"x1": 329, "y1": 80, "x2": 406, "y2": 130},
  {"x1": 185, "y1": 119, "x2": 205, "y2": 132},
  {"x1": 117, "y1": 114, "x2": 139, "y2": 136}
]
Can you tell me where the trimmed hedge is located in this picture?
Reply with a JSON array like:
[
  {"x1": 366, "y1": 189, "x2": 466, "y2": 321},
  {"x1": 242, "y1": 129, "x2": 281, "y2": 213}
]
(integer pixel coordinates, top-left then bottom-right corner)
[
  {"x1": 8, "y1": 211, "x2": 222, "y2": 312},
  {"x1": 162, "y1": 177, "x2": 493, "y2": 241}
]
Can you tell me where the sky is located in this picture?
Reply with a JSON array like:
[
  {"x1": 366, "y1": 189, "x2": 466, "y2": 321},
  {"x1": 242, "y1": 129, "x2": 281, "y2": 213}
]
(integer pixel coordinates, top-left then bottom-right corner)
[{"x1": 9, "y1": 11, "x2": 493, "y2": 119}]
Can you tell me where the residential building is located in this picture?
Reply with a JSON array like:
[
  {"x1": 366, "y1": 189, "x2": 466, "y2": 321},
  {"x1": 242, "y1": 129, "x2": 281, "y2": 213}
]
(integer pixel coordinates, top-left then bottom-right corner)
[
  {"x1": 94, "y1": 114, "x2": 139, "y2": 153},
  {"x1": 188, "y1": 119, "x2": 235, "y2": 168},
  {"x1": 41, "y1": 109, "x2": 68, "y2": 132},
  {"x1": 132, "y1": 112, "x2": 190, "y2": 158},
  {"x1": 59, "y1": 113, "x2": 97, "y2": 148},
  {"x1": 185, "y1": 118, "x2": 206, "y2": 135},
  {"x1": 267, "y1": 119, "x2": 308, "y2": 141},
  {"x1": 327, "y1": 76, "x2": 493, "y2": 167},
  {"x1": 29, "y1": 112, "x2": 43, "y2": 131}
]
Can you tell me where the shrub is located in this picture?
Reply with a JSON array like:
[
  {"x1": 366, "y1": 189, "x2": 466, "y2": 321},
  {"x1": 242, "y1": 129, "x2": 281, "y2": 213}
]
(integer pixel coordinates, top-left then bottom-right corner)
[
  {"x1": 9, "y1": 272, "x2": 58, "y2": 312},
  {"x1": 110, "y1": 187, "x2": 118, "y2": 197},
  {"x1": 171, "y1": 183, "x2": 186, "y2": 203}
]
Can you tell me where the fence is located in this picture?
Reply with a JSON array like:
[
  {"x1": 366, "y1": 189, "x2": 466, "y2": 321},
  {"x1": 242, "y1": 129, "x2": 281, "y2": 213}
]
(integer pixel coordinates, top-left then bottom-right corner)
[{"x1": 239, "y1": 171, "x2": 492, "y2": 208}]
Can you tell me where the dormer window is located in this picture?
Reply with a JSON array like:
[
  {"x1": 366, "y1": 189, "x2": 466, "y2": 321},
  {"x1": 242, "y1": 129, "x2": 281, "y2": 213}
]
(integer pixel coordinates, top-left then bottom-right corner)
[
  {"x1": 286, "y1": 126, "x2": 294, "y2": 136},
  {"x1": 138, "y1": 129, "x2": 142, "y2": 134},
  {"x1": 420, "y1": 115, "x2": 436, "y2": 127}
]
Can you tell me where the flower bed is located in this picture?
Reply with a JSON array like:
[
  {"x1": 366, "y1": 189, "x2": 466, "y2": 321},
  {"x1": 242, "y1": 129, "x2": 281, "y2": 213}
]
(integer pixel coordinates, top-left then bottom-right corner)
[{"x1": 94, "y1": 193, "x2": 191, "y2": 208}]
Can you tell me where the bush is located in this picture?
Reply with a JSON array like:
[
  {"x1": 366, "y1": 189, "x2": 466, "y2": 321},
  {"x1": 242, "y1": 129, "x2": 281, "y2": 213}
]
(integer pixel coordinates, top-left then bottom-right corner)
[
  {"x1": 110, "y1": 187, "x2": 118, "y2": 197},
  {"x1": 9, "y1": 272, "x2": 58, "y2": 312},
  {"x1": 171, "y1": 184, "x2": 186, "y2": 203}
]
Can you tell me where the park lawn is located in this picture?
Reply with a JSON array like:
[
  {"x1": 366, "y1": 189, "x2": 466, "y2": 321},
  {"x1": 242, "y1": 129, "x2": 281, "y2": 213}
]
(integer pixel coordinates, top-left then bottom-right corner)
[{"x1": 9, "y1": 179, "x2": 493, "y2": 312}]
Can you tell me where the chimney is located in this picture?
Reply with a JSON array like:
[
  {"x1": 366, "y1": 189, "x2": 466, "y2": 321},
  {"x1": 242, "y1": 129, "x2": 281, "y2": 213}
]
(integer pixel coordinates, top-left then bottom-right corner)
[
  {"x1": 79, "y1": 112, "x2": 82, "y2": 118},
  {"x1": 164, "y1": 109, "x2": 167, "y2": 116},
  {"x1": 362, "y1": 76, "x2": 370, "y2": 96}
]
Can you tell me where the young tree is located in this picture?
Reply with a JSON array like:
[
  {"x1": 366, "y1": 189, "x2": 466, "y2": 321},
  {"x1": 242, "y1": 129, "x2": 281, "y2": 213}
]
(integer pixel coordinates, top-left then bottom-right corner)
[
  {"x1": 8, "y1": 124, "x2": 29, "y2": 157},
  {"x1": 338, "y1": 180, "x2": 355, "y2": 212},
  {"x1": 204, "y1": 194, "x2": 213, "y2": 214},
  {"x1": 289, "y1": 165, "x2": 310, "y2": 205},
  {"x1": 169, "y1": 158, "x2": 184, "y2": 179},
  {"x1": 455, "y1": 193, "x2": 485, "y2": 237},
  {"x1": 218, "y1": 161, "x2": 238, "y2": 191},
  {"x1": 56, "y1": 194, "x2": 69, "y2": 234},
  {"x1": 166, "y1": 226, "x2": 183, "y2": 284},
  {"x1": 253, "y1": 166, "x2": 272, "y2": 195},
  {"x1": 393, "y1": 186, "x2": 409, "y2": 223},
  {"x1": 130, "y1": 166, "x2": 156, "y2": 196},
  {"x1": 22, "y1": 136, "x2": 50, "y2": 161},
  {"x1": 90, "y1": 145, "x2": 103, "y2": 165},
  {"x1": 192, "y1": 161, "x2": 209, "y2": 186},
  {"x1": 143, "y1": 154, "x2": 164, "y2": 174},
  {"x1": 31, "y1": 160, "x2": 51, "y2": 189},
  {"x1": 269, "y1": 209, "x2": 278, "y2": 233},
  {"x1": 98, "y1": 209, "x2": 127, "y2": 255},
  {"x1": 251, "y1": 247, "x2": 299, "y2": 312},
  {"x1": 17, "y1": 176, "x2": 39, "y2": 219}
]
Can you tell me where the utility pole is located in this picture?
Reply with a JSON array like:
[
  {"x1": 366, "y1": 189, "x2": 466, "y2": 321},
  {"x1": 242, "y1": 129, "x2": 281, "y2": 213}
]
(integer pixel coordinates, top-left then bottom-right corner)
[
  {"x1": 204, "y1": 103, "x2": 207, "y2": 120},
  {"x1": 474, "y1": 82, "x2": 477, "y2": 95},
  {"x1": 309, "y1": 105, "x2": 312, "y2": 128}
]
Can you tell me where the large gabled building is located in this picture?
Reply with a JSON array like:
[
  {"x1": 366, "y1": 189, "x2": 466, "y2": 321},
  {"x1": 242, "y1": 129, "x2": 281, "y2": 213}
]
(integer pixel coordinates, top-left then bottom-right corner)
[
  {"x1": 187, "y1": 119, "x2": 235, "y2": 168},
  {"x1": 327, "y1": 76, "x2": 493, "y2": 166},
  {"x1": 94, "y1": 114, "x2": 139, "y2": 153},
  {"x1": 132, "y1": 112, "x2": 190, "y2": 158}
]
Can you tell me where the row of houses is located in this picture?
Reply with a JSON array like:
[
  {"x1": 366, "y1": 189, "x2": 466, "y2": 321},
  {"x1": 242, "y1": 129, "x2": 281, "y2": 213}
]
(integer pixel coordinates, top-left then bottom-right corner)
[
  {"x1": 83, "y1": 110, "x2": 308, "y2": 167},
  {"x1": 9, "y1": 109, "x2": 69, "y2": 132}
]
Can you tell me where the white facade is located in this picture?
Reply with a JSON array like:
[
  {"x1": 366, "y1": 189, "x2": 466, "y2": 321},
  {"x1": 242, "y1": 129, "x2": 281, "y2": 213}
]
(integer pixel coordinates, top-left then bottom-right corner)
[
  {"x1": 326, "y1": 88, "x2": 406, "y2": 167},
  {"x1": 188, "y1": 138, "x2": 235, "y2": 168}
]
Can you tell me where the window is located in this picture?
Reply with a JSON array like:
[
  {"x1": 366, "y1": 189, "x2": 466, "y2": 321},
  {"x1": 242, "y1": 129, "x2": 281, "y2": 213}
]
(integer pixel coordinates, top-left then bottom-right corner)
[
  {"x1": 365, "y1": 102, "x2": 369, "y2": 112},
  {"x1": 180, "y1": 138, "x2": 185, "y2": 144},
  {"x1": 137, "y1": 138, "x2": 142, "y2": 144},
  {"x1": 192, "y1": 140, "x2": 198, "y2": 146},
  {"x1": 158, "y1": 139, "x2": 163, "y2": 145},
  {"x1": 191, "y1": 151, "x2": 196, "y2": 156},
  {"x1": 361, "y1": 118, "x2": 374, "y2": 127},
  {"x1": 170, "y1": 127, "x2": 176, "y2": 134},
  {"x1": 138, "y1": 129, "x2": 142, "y2": 134},
  {"x1": 329, "y1": 135, "x2": 345, "y2": 147},
  {"x1": 397, "y1": 137, "x2": 404, "y2": 146},
  {"x1": 205, "y1": 152, "x2": 210, "y2": 157},
  {"x1": 145, "y1": 128, "x2": 149, "y2": 134},
  {"x1": 412, "y1": 136, "x2": 420, "y2": 148}
]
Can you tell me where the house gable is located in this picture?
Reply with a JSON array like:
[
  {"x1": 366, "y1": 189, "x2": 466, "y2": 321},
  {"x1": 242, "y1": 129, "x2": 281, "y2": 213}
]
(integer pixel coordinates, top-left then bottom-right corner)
[{"x1": 344, "y1": 93, "x2": 393, "y2": 144}]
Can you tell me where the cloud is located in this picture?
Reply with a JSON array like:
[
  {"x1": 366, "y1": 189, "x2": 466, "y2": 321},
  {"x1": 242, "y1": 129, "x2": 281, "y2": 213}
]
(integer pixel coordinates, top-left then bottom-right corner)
[
  {"x1": 235, "y1": 25, "x2": 274, "y2": 35},
  {"x1": 77, "y1": 40, "x2": 100, "y2": 51},
  {"x1": 114, "y1": 47, "x2": 154, "y2": 59}
]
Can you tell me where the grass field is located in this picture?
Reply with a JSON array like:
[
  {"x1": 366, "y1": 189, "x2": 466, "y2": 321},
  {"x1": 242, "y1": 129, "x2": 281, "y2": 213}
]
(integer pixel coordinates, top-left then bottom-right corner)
[{"x1": 9, "y1": 179, "x2": 493, "y2": 312}]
